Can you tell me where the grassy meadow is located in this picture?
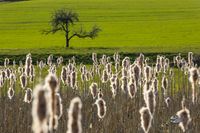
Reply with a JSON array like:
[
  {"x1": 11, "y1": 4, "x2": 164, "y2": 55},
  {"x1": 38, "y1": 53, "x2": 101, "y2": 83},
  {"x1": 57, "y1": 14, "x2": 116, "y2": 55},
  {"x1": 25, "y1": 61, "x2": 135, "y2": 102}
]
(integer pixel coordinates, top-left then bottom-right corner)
[
  {"x1": 1, "y1": 0, "x2": 200, "y2": 133},
  {"x1": 0, "y1": 0, "x2": 200, "y2": 54}
]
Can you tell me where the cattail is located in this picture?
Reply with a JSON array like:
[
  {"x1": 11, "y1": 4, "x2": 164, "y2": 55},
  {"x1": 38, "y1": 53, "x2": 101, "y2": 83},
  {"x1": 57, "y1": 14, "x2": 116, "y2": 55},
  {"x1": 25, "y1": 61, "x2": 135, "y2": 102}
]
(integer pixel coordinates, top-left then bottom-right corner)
[
  {"x1": 189, "y1": 67, "x2": 199, "y2": 103},
  {"x1": 48, "y1": 64, "x2": 57, "y2": 74},
  {"x1": 55, "y1": 93, "x2": 63, "y2": 119},
  {"x1": 20, "y1": 73, "x2": 27, "y2": 89},
  {"x1": 101, "y1": 69, "x2": 109, "y2": 83},
  {"x1": 85, "y1": 71, "x2": 91, "y2": 81},
  {"x1": 0, "y1": 75, "x2": 4, "y2": 88},
  {"x1": 162, "y1": 75, "x2": 168, "y2": 96},
  {"x1": 6, "y1": 68, "x2": 11, "y2": 79},
  {"x1": 145, "y1": 89, "x2": 156, "y2": 115},
  {"x1": 32, "y1": 84, "x2": 49, "y2": 133},
  {"x1": 188, "y1": 52, "x2": 193, "y2": 67},
  {"x1": 92, "y1": 53, "x2": 97, "y2": 63},
  {"x1": 45, "y1": 74, "x2": 59, "y2": 131},
  {"x1": 106, "y1": 56, "x2": 111, "y2": 63},
  {"x1": 45, "y1": 74, "x2": 59, "y2": 92},
  {"x1": 115, "y1": 62, "x2": 120, "y2": 72},
  {"x1": 24, "y1": 88, "x2": 33, "y2": 103},
  {"x1": 39, "y1": 60, "x2": 44, "y2": 70},
  {"x1": 106, "y1": 63, "x2": 112, "y2": 75},
  {"x1": 176, "y1": 54, "x2": 182, "y2": 68},
  {"x1": 9, "y1": 73, "x2": 16, "y2": 87},
  {"x1": 139, "y1": 107, "x2": 152, "y2": 133},
  {"x1": 7, "y1": 87, "x2": 14, "y2": 99},
  {"x1": 113, "y1": 52, "x2": 120, "y2": 63},
  {"x1": 61, "y1": 66, "x2": 67, "y2": 85},
  {"x1": 189, "y1": 67, "x2": 199, "y2": 84},
  {"x1": 18, "y1": 66, "x2": 23, "y2": 75},
  {"x1": 122, "y1": 57, "x2": 130, "y2": 69},
  {"x1": 133, "y1": 64, "x2": 141, "y2": 86},
  {"x1": 143, "y1": 80, "x2": 151, "y2": 93},
  {"x1": 121, "y1": 76, "x2": 128, "y2": 93},
  {"x1": 128, "y1": 80, "x2": 137, "y2": 99},
  {"x1": 160, "y1": 56, "x2": 165, "y2": 69},
  {"x1": 121, "y1": 67, "x2": 128, "y2": 77},
  {"x1": 152, "y1": 77, "x2": 158, "y2": 95},
  {"x1": 137, "y1": 53, "x2": 144, "y2": 68},
  {"x1": 110, "y1": 82, "x2": 117, "y2": 98},
  {"x1": 67, "y1": 97, "x2": 82, "y2": 133},
  {"x1": 57, "y1": 56, "x2": 63, "y2": 65},
  {"x1": 144, "y1": 66, "x2": 152, "y2": 82},
  {"x1": 30, "y1": 64, "x2": 35, "y2": 77},
  {"x1": 4, "y1": 58, "x2": 9, "y2": 67},
  {"x1": 89, "y1": 83, "x2": 98, "y2": 99},
  {"x1": 145, "y1": 57, "x2": 149, "y2": 65},
  {"x1": 155, "y1": 62, "x2": 161, "y2": 73},
  {"x1": 95, "y1": 97, "x2": 106, "y2": 119},
  {"x1": 47, "y1": 54, "x2": 53, "y2": 66},
  {"x1": 25, "y1": 54, "x2": 32, "y2": 77},
  {"x1": 80, "y1": 73, "x2": 85, "y2": 82},
  {"x1": 71, "y1": 71, "x2": 77, "y2": 89},
  {"x1": 98, "y1": 88, "x2": 103, "y2": 98}
]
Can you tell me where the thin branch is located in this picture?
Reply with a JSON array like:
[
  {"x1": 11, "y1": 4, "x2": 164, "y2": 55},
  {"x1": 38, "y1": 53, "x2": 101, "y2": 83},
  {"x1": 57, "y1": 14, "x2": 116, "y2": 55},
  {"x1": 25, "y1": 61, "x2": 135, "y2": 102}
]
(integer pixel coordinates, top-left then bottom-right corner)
[
  {"x1": 68, "y1": 26, "x2": 101, "y2": 40},
  {"x1": 42, "y1": 28, "x2": 62, "y2": 35}
]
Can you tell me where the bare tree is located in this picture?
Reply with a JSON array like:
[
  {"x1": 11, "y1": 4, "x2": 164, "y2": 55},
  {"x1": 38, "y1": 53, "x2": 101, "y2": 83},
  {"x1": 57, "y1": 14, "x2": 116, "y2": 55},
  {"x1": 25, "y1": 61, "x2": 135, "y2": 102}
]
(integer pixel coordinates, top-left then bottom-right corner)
[{"x1": 43, "y1": 9, "x2": 101, "y2": 48}]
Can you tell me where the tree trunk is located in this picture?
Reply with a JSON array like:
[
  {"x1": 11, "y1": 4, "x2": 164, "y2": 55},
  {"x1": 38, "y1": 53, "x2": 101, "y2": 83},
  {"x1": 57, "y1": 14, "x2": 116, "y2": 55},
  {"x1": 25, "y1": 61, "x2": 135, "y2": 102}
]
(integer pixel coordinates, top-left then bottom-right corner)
[
  {"x1": 66, "y1": 35, "x2": 69, "y2": 48},
  {"x1": 66, "y1": 38, "x2": 69, "y2": 48}
]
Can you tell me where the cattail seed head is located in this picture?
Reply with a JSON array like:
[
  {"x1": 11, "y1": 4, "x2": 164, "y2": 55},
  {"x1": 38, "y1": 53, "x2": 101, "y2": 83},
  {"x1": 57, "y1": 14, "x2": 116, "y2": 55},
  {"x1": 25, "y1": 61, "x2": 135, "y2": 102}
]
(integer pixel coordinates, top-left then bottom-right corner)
[
  {"x1": 4, "y1": 58, "x2": 9, "y2": 67},
  {"x1": 32, "y1": 84, "x2": 49, "y2": 133},
  {"x1": 145, "y1": 89, "x2": 156, "y2": 115},
  {"x1": 67, "y1": 97, "x2": 82, "y2": 133},
  {"x1": 188, "y1": 52, "x2": 193, "y2": 67},
  {"x1": 20, "y1": 73, "x2": 27, "y2": 89},
  {"x1": 71, "y1": 71, "x2": 77, "y2": 89},
  {"x1": 55, "y1": 93, "x2": 63, "y2": 119},
  {"x1": 95, "y1": 98, "x2": 106, "y2": 119},
  {"x1": 45, "y1": 73, "x2": 59, "y2": 92},
  {"x1": 128, "y1": 80, "x2": 137, "y2": 99},
  {"x1": 89, "y1": 83, "x2": 98, "y2": 99},
  {"x1": 7, "y1": 87, "x2": 15, "y2": 100},
  {"x1": 189, "y1": 67, "x2": 199, "y2": 84},
  {"x1": 121, "y1": 76, "x2": 128, "y2": 93},
  {"x1": 24, "y1": 88, "x2": 33, "y2": 103},
  {"x1": 139, "y1": 107, "x2": 152, "y2": 133},
  {"x1": 101, "y1": 69, "x2": 109, "y2": 83},
  {"x1": 61, "y1": 66, "x2": 67, "y2": 85}
]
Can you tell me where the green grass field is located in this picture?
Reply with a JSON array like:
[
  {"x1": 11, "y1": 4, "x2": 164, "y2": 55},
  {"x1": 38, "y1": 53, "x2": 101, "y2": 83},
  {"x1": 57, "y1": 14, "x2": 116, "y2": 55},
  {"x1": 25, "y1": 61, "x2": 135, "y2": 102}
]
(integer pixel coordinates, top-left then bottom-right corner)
[{"x1": 1, "y1": 0, "x2": 200, "y2": 54}]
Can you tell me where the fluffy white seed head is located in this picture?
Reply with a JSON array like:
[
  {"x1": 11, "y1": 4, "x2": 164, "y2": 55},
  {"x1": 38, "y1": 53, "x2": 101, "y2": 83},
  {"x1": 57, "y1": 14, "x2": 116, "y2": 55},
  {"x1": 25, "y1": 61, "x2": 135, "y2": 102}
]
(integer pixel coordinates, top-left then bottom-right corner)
[
  {"x1": 67, "y1": 97, "x2": 83, "y2": 133},
  {"x1": 95, "y1": 98, "x2": 107, "y2": 119},
  {"x1": 55, "y1": 93, "x2": 63, "y2": 119},
  {"x1": 90, "y1": 82, "x2": 98, "y2": 99},
  {"x1": 128, "y1": 80, "x2": 137, "y2": 99},
  {"x1": 24, "y1": 88, "x2": 33, "y2": 103},
  {"x1": 7, "y1": 87, "x2": 15, "y2": 100},
  {"x1": 139, "y1": 107, "x2": 153, "y2": 133},
  {"x1": 20, "y1": 73, "x2": 27, "y2": 89},
  {"x1": 32, "y1": 84, "x2": 49, "y2": 133}
]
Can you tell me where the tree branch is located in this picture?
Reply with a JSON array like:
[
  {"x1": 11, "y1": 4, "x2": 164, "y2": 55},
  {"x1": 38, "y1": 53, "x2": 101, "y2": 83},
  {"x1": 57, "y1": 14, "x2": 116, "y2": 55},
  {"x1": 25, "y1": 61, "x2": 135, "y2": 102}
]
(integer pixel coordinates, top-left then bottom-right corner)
[
  {"x1": 42, "y1": 28, "x2": 62, "y2": 35},
  {"x1": 68, "y1": 25, "x2": 101, "y2": 40}
]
